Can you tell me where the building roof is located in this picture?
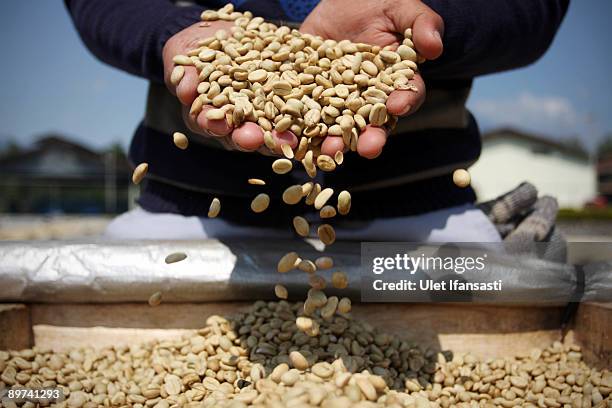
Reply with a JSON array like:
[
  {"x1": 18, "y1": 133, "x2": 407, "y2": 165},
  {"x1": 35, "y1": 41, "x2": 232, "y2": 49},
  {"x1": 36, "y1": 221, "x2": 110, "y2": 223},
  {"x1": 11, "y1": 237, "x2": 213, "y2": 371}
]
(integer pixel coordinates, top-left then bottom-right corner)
[
  {"x1": 0, "y1": 134, "x2": 130, "y2": 180},
  {"x1": 482, "y1": 128, "x2": 590, "y2": 161}
]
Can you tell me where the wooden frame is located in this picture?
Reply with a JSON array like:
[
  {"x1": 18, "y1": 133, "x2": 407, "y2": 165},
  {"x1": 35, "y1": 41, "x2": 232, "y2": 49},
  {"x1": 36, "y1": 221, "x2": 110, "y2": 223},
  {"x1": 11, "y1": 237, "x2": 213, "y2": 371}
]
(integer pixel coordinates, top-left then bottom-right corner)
[{"x1": 0, "y1": 302, "x2": 609, "y2": 368}]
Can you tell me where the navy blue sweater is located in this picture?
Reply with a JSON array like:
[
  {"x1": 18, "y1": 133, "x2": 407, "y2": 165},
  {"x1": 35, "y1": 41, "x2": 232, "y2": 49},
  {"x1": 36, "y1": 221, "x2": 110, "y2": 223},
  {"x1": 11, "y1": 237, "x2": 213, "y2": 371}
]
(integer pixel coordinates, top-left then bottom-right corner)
[{"x1": 65, "y1": 0, "x2": 568, "y2": 226}]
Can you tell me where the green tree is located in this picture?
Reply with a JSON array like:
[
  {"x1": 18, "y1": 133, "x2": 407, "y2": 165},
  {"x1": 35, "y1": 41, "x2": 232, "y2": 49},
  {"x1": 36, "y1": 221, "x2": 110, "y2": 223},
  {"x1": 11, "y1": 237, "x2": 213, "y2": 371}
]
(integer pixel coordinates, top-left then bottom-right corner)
[
  {"x1": 0, "y1": 137, "x2": 21, "y2": 158},
  {"x1": 597, "y1": 133, "x2": 612, "y2": 157}
]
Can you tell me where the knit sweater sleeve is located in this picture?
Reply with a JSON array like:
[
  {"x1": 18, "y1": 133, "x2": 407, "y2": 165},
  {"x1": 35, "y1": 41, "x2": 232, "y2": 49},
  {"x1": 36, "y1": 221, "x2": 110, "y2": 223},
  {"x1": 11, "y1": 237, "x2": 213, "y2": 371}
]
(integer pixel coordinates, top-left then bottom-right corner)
[
  {"x1": 64, "y1": 0, "x2": 206, "y2": 83},
  {"x1": 421, "y1": 0, "x2": 569, "y2": 79}
]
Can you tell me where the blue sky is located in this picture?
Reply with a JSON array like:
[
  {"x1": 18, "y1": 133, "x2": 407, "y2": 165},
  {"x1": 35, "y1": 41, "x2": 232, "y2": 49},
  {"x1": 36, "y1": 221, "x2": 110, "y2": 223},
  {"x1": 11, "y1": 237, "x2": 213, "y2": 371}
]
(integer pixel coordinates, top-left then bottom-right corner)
[{"x1": 0, "y1": 1, "x2": 610, "y2": 152}]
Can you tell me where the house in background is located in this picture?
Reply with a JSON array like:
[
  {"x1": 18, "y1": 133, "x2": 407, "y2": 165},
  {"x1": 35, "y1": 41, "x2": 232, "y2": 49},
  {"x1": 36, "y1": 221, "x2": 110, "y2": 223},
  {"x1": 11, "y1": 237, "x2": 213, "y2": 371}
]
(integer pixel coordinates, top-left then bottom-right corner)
[
  {"x1": 470, "y1": 128, "x2": 596, "y2": 208},
  {"x1": 597, "y1": 153, "x2": 612, "y2": 203},
  {"x1": 0, "y1": 135, "x2": 131, "y2": 214}
]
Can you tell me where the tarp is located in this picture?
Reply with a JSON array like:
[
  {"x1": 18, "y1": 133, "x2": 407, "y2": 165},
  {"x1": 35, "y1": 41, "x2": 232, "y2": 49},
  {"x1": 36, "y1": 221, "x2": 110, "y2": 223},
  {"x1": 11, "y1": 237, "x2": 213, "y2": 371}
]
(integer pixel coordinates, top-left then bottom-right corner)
[{"x1": 0, "y1": 239, "x2": 610, "y2": 304}]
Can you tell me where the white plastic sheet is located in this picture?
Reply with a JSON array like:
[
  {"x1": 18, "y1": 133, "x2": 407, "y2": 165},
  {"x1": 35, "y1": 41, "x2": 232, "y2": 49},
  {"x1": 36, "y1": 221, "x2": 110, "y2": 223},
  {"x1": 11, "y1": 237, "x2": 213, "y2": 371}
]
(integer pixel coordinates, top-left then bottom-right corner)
[{"x1": 0, "y1": 239, "x2": 609, "y2": 303}]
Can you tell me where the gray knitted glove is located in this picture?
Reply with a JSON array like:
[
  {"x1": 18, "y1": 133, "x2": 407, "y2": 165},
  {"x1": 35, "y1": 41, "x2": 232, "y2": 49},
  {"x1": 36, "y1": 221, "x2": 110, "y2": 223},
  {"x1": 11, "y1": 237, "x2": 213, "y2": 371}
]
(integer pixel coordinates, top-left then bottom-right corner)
[
  {"x1": 478, "y1": 182, "x2": 538, "y2": 237},
  {"x1": 506, "y1": 196, "x2": 559, "y2": 242},
  {"x1": 478, "y1": 183, "x2": 566, "y2": 262}
]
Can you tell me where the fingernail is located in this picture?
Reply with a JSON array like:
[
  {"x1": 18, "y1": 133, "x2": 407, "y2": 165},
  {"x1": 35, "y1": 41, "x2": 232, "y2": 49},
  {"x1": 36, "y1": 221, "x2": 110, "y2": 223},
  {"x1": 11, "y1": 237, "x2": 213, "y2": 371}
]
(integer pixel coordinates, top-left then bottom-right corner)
[{"x1": 398, "y1": 104, "x2": 412, "y2": 116}]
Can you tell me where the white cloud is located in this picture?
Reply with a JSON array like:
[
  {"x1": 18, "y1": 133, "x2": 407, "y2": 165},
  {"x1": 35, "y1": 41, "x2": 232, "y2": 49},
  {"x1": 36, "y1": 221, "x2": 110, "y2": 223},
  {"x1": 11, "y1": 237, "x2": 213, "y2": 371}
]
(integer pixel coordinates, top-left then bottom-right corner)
[{"x1": 469, "y1": 91, "x2": 578, "y2": 128}]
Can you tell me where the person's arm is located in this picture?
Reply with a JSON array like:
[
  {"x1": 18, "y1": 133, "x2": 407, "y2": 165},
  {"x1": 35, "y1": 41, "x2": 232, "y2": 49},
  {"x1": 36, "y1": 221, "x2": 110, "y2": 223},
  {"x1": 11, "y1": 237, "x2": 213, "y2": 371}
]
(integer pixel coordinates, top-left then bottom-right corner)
[
  {"x1": 421, "y1": 0, "x2": 569, "y2": 79},
  {"x1": 64, "y1": 0, "x2": 204, "y2": 83}
]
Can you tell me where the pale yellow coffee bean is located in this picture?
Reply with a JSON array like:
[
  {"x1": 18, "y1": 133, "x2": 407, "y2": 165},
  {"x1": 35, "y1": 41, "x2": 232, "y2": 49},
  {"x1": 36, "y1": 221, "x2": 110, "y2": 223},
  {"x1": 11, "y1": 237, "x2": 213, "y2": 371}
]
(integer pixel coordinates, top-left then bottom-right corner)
[
  {"x1": 248, "y1": 178, "x2": 265, "y2": 185},
  {"x1": 278, "y1": 251, "x2": 299, "y2": 273},
  {"x1": 305, "y1": 320, "x2": 320, "y2": 337},
  {"x1": 354, "y1": 113, "x2": 367, "y2": 130},
  {"x1": 312, "y1": 362, "x2": 334, "y2": 379},
  {"x1": 337, "y1": 190, "x2": 351, "y2": 215},
  {"x1": 314, "y1": 187, "x2": 334, "y2": 210},
  {"x1": 302, "y1": 150, "x2": 317, "y2": 178},
  {"x1": 281, "y1": 99, "x2": 304, "y2": 117},
  {"x1": 247, "y1": 69, "x2": 268, "y2": 83},
  {"x1": 164, "y1": 374, "x2": 182, "y2": 396},
  {"x1": 307, "y1": 288, "x2": 327, "y2": 307},
  {"x1": 199, "y1": 49, "x2": 216, "y2": 61},
  {"x1": 298, "y1": 259, "x2": 316, "y2": 274},
  {"x1": 334, "y1": 150, "x2": 344, "y2": 165},
  {"x1": 281, "y1": 143, "x2": 294, "y2": 159},
  {"x1": 337, "y1": 297, "x2": 352, "y2": 313},
  {"x1": 170, "y1": 65, "x2": 185, "y2": 86},
  {"x1": 294, "y1": 136, "x2": 308, "y2": 161},
  {"x1": 292, "y1": 216, "x2": 310, "y2": 237},
  {"x1": 132, "y1": 163, "x2": 148, "y2": 184},
  {"x1": 250, "y1": 193, "x2": 270, "y2": 213},
  {"x1": 270, "y1": 363, "x2": 289, "y2": 382},
  {"x1": 289, "y1": 351, "x2": 310, "y2": 370},
  {"x1": 232, "y1": 105, "x2": 245, "y2": 126},
  {"x1": 302, "y1": 181, "x2": 314, "y2": 196},
  {"x1": 282, "y1": 185, "x2": 303, "y2": 205},
  {"x1": 272, "y1": 158, "x2": 292, "y2": 174},
  {"x1": 357, "y1": 377, "x2": 377, "y2": 401},
  {"x1": 165, "y1": 252, "x2": 187, "y2": 264},
  {"x1": 308, "y1": 274, "x2": 326, "y2": 290},
  {"x1": 148, "y1": 291, "x2": 162, "y2": 307},
  {"x1": 275, "y1": 117, "x2": 293, "y2": 132},
  {"x1": 316, "y1": 155, "x2": 336, "y2": 172},
  {"x1": 295, "y1": 317, "x2": 313, "y2": 331},
  {"x1": 315, "y1": 256, "x2": 333, "y2": 270},
  {"x1": 305, "y1": 183, "x2": 322, "y2": 206},
  {"x1": 304, "y1": 109, "x2": 321, "y2": 127},
  {"x1": 274, "y1": 284, "x2": 288, "y2": 299},
  {"x1": 208, "y1": 197, "x2": 221, "y2": 217},
  {"x1": 196, "y1": 81, "x2": 210, "y2": 94},
  {"x1": 369, "y1": 103, "x2": 387, "y2": 126},
  {"x1": 264, "y1": 130, "x2": 276, "y2": 150},
  {"x1": 320, "y1": 205, "x2": 337, "y2": 219},
  {"x1": 272, "y1": 80, "x2": 292, "y2": 96},
  {"x1": 206, "y1": 108, "x2": 226, "y2": 120},
  {"x1": 361, "y1": 60, "x2": 378, "y2": 76},
  {"x1": 379, "y1": 50, "x2": 400, "y2": 64},
  {"x1": 320, "y1": 296, "x2": 339, "y2": 319},
  {"x1": 172, "y1": 54, "x2": 192, "y2": 65},
  {"x1": 332, "y1": 271, "x2": 349, "y2": 289},
  {"x1": 453, "y1": 169, "x2": 471, "y2": 188},
  {"x1": 173, "y1": 132, "x2": 189, "y2": 150},
  {"x1": 397, "y1": 44, "x2": 417, "y2": 62},
  {"x1": 280, "y1": 369, "x2": 300, "y2": 386},
  {"x1": 318, "y1": 224, "x2": 336, "y2": 245},
  {"x1": 303, "y1": 297, "x2": 317, "y2": 315}
]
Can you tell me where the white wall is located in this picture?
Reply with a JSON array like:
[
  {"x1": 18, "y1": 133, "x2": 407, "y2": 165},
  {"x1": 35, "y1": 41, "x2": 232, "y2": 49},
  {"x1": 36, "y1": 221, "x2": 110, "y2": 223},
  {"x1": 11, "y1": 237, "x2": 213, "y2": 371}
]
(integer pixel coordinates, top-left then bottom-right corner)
[{"x1": 469, "y1": 139, "x2": 597, "y2": 208}]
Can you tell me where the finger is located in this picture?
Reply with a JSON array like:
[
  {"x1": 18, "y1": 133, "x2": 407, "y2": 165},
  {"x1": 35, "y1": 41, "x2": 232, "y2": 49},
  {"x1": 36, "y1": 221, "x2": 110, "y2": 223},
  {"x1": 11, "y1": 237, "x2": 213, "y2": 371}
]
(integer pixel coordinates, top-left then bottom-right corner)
[
  {"x1": 271, "y1": 130, "x2": 298, "y2": 154},
  {"x1": 386, "y1": 74, "x2": 426, "y2": 116},
  {"x1": 256, "y1": 145, "x2": 278, "y2": 157},
  {"x1": 183, "y1": 105, "x2": 201, "y2": 135},
  {"x1": 412, "y1": 8, "x2": 444, "y2": 60},
  {"x1": 321, "y1": 136, "x2": 345, "y2": 156},
  {"x1": 232, "y1": 122, "x2": 265, "y2": 151},
  {"x1": 176, "y1": 66, "x2": 200, "y2": 106},
  {"x1": 357, "y1": 125, "x2": 387, "y2": 159},
  {"x1": 196, "y1": 106, "x2": 232, "y2": 137},
  {"x1": 182, "y1": 105, "x2": 235, "y2": 150}
]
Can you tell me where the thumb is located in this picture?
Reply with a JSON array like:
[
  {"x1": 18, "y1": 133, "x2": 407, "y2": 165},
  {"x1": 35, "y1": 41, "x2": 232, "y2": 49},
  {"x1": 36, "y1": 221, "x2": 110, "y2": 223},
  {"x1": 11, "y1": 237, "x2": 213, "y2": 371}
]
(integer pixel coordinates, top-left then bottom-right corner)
[{"x1": 390, "y1": 3, "x2": 444, "y2": 60}]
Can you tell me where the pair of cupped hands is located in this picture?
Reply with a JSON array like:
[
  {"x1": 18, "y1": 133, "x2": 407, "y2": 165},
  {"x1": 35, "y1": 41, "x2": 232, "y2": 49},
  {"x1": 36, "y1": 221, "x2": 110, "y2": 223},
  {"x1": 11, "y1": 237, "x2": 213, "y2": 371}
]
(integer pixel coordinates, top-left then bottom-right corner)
[{"x1": 163, "y1": 0, "x2": 443, "y2": 159}]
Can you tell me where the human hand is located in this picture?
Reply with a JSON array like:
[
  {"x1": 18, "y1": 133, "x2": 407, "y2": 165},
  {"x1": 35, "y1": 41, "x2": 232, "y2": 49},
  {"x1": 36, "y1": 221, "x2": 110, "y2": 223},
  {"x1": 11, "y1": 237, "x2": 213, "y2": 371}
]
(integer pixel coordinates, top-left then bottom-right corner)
[
  {"x1": 301, "y1": 0, "x2": 444, "y2": 158},
  {"x1": 163, "y1": 21, "x2": 298, "y2": 154}
]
